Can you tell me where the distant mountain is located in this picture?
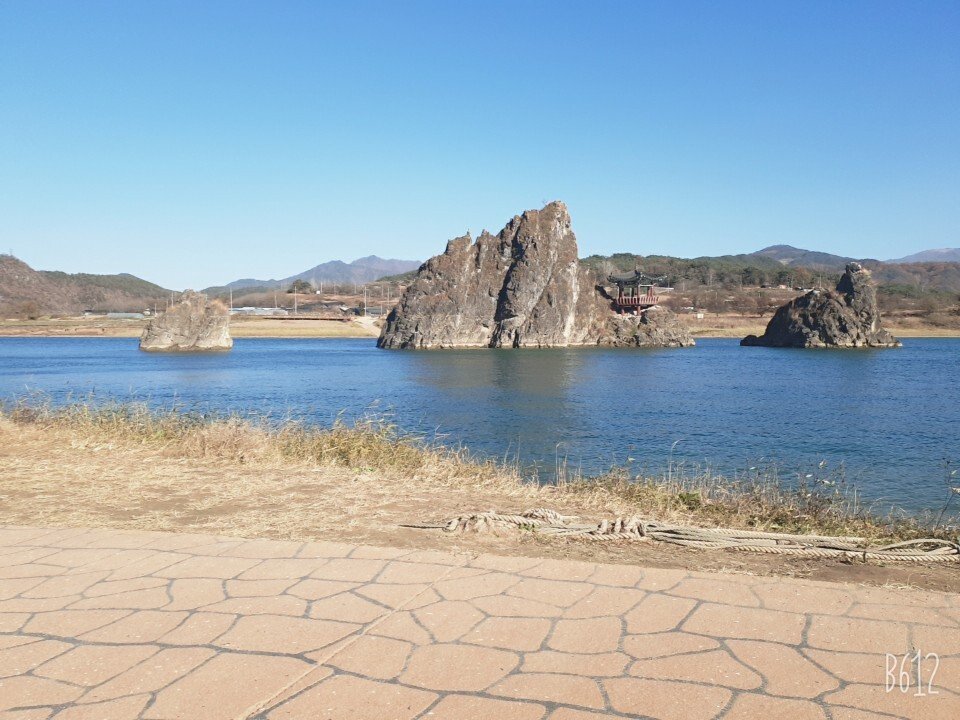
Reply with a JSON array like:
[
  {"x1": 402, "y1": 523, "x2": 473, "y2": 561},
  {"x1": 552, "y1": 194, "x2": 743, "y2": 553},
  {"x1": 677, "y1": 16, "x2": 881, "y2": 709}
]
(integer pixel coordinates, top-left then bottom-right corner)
[
  {"x1": 746, "y1": 245, "x2": 960, "y2": 292},
  {"x1": 749, "y1": 245, "x2": 865, "y2": 271},
  {"x1": 585, "y1": 243, "x2": 960, "y2": 296},
  {"x1": 286, "y1": 255, "x2": 422, "y2": 285},
  {"x1": 0, "y1": 254, "x2": 170, "y2": 316},
  {"x1": 205, "y1": 256, "x2": 421, "y2": 294},
  {"x1": 887, "y1": 248, "x2": 960, "y2": 264},
  {"x1": 871, "y1": 261, "x2": 960, "y2": 295}
]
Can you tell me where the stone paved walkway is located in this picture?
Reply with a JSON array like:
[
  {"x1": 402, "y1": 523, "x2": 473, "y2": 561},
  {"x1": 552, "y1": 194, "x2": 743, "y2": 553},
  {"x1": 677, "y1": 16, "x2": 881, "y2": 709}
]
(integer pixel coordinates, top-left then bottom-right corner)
[{"x1": 0, "y1": 526, "x2": 958, "y2": 719}]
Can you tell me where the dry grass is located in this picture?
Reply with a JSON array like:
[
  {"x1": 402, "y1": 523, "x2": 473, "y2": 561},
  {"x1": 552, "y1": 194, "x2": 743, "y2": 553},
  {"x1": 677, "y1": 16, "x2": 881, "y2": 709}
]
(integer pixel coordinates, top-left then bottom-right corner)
[
  {"x1": 228, "y1": 317, "x2": 379, "y2": 338},
  {"x1": 3, "y1": 401, "x2": 527, "y2": 493},
  {"x1": 0, "y1": 402, "x2": 538, "y2": 540},
  {"x1": 678, "y1": 315, "x2": 768, "y2": 338},
  {"x1": 4, "y1": 401, "x2": 953, "y2": 544},
  {"x1": 558, "y1": 470, "x2": 955, "y2": 543},
  {"x1": 4, "y1": 401, "x2": 959, "y2": 590}
]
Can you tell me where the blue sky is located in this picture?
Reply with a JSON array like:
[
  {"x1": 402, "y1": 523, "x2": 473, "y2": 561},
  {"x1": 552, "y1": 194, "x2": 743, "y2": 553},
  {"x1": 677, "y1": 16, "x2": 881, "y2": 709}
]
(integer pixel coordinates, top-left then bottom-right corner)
[{"x1": 1, "y1": 1, "x2": 957, "y2": 289}]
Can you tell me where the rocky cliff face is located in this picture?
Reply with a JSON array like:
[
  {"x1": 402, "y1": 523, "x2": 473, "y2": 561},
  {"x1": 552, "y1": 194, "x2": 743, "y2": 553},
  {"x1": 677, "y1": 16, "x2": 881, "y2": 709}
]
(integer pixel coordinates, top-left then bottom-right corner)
[
  {"x1": 140, "y1": 291, "x2": 232, "y2": 352},
  {"x1": 741, "y1": 263, "x2": 901, "y2": 348},
  {"x1": 377, "y1": 202, "x2": 694, "y2": 349}
]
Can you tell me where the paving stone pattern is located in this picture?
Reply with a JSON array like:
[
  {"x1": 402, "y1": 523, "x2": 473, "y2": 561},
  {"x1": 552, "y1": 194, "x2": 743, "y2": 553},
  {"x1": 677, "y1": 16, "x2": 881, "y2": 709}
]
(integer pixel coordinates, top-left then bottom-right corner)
[{"x1": 0, "y1": 525, "x2": 958, "y2": 719}]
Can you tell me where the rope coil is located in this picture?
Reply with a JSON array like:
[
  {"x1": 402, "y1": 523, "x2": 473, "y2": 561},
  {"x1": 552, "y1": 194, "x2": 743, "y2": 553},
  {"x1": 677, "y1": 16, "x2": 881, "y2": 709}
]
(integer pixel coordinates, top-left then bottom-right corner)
[{"x1": 413, "y1": 509, "x2": 960, "y2": 563}]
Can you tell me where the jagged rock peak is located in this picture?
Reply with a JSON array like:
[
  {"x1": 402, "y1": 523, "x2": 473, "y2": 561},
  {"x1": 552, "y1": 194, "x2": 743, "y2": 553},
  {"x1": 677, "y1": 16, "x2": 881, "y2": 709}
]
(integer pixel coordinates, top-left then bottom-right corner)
[
  {"x1": 139, "y1": 290, "x2": 233, "y2": 352},
  {"x1": 378, "y1": 202, "x2": 693, "y2": 350},
  {"x1": 741, "y1": 262, "x2": 901, "y2": 349}
]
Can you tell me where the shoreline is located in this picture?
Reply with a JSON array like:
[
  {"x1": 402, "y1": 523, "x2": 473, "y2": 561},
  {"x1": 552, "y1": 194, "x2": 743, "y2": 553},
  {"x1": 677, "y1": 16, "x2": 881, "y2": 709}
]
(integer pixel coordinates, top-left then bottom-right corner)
[
  {"x1": 690, "y1": 328, "x2": 960, "y2": 339},
  {"x1": 3, "y1": 315, "x2": 958, "y2": 339},
  {"x1": 0, "y1": 316, "x2": 382, "y2": 339},
  {"x1": 2, "y1": 331, "x2": 959, "y2": 340},
  {"x1": 2, "y1": 403, "x2": 958, "y2": 592}
]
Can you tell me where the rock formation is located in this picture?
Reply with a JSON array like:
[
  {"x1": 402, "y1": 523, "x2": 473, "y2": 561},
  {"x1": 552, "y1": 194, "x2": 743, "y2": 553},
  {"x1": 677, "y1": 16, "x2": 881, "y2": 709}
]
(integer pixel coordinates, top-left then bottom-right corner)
[
  {"x1": 741, "y1": 263, "x2": 901, "y2": 348},
  {"x1": 140, "y1": 290, "x2": 233, "y2": 352},
  {"x1": 377, "y1": 202, "x2": 694, "y2": 349}
]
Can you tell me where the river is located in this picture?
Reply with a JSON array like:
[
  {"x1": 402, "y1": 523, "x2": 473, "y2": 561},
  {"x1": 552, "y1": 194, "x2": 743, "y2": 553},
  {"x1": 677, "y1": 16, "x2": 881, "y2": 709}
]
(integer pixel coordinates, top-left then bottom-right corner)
[{"x1": 1, "y1": 337, "x2": 958, "y2": 513}]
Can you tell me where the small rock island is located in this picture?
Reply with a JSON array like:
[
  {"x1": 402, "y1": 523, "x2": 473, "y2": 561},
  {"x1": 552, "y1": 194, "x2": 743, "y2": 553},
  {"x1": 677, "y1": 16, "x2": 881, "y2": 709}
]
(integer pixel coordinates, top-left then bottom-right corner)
[
  {"x1": 140, "y1": 290, "x2": 233, "y2": 352},
  {"x1": 377, "y1": 202, "x2": 694, "y2": 350},
  {"x1": 741, "y1": 262, "x2": 901, "y2": 348}
]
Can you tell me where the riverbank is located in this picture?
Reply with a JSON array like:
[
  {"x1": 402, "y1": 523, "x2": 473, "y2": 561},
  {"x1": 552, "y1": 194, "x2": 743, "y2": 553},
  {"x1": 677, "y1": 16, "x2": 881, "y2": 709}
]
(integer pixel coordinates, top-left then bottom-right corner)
[
  {"x1": 2, "y1": 403, "x2": 957, "y2": 592},
  {"x1": 0, "y1": 315, "x2": 381, "y2": 338},
  {"x1": 3, "y1": 313, "x2": 957, "y2": 338},
  {"x1": 682, "y1": 313, "x2": 960, "y2": 338}
]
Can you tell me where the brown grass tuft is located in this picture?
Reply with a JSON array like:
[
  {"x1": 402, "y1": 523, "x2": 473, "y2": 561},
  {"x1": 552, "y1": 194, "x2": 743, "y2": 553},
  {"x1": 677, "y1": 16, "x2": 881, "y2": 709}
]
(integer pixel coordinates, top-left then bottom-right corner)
[{"x1": 4, "y1": 400, "x2": 527, "y2": 495}]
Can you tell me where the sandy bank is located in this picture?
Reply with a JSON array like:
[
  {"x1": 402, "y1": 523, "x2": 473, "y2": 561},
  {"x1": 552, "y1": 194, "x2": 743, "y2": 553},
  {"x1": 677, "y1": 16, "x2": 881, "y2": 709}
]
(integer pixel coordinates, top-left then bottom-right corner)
[
  {"x1": 3, "y1": 314, "x2": 959, "y2": 340},
  {"x1": 2, "y1": 410, "x2": 957, "y2": 593},
  {"x1": 0, "y1": 316, "x2": 381, "y2": 339}
]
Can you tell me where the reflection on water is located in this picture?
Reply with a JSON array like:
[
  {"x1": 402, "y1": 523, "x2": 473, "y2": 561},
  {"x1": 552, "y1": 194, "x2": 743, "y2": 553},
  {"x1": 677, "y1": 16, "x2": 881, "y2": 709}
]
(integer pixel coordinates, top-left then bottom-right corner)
[
  {"x1": 1, "y1": 337, "x2": 958, "y2": 512},
  {"x1": 411, "y1": 350, "x2": 589, "y2": 462}
]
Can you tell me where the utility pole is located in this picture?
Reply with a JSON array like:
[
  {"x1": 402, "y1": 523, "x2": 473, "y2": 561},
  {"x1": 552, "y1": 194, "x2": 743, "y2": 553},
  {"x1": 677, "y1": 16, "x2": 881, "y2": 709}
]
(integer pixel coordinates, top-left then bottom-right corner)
[
  {"x1": 229, "y1": 288, "x2": 233, "y2": 311},
  {"x1": 362, "y1": 285, "x2": 367, "y2": 316}
]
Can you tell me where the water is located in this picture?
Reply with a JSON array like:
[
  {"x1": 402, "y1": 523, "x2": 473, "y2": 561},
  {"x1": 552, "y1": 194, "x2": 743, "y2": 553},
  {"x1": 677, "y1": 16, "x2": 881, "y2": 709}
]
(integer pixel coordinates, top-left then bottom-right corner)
[{"x1": 1, "y1": 337, "x2": 958, "y2": 513}]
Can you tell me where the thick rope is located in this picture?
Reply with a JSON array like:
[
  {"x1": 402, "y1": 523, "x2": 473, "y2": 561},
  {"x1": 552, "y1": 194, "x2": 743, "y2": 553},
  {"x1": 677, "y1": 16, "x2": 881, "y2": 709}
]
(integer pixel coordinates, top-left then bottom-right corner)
[{"x1": 406, "y1": 509, "x2": 960, "y2": 563}]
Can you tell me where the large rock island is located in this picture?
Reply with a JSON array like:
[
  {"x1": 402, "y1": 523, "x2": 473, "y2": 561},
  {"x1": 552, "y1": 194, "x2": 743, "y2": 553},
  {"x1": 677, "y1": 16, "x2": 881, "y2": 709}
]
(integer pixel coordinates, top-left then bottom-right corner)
[
  {"x1": 741, "y1": 262, "x2": 901, "y2": 348},
  {"x1": 140, "y1": 290, "x2": 233, "y2": 352},
  {"x1": 378, "y1": 202, "x2": 693, "y2": 349}
]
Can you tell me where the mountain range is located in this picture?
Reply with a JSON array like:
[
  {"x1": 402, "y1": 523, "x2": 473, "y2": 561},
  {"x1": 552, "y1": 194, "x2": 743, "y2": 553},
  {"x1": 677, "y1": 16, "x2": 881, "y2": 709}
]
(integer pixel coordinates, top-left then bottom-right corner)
[
  {"x1": 584, "y1": 244, "x2": 960, "y2": 296},
  {"x1": 0, "y1": 254, "x2": 169, "y2": 317},
  {"x1": 203, "y1": 256, "x2": 422, "y2": 295},
  {"x1": 750, "y1": 246, "x2": 960, "y2": 294},
  {"x1": 888, "y1": 248, "x2": 960, "y2": 264},
  {"x1": 752, "y1": 244, "x2": 960, "y2": 269},
  {"x1": 4, "y1": 244, "x2": 959, "y2": 318},
  {"x1": 749, "y1": 245, "x2": 867, "y2": 270}
]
